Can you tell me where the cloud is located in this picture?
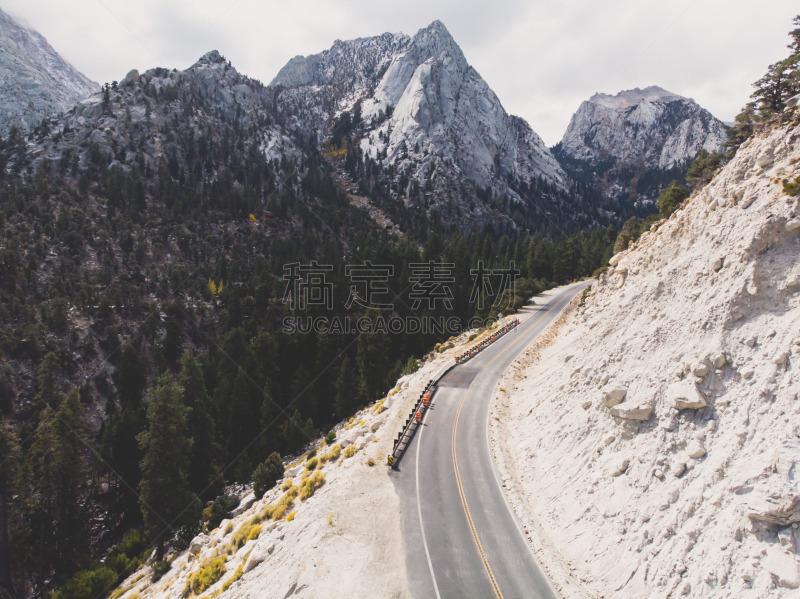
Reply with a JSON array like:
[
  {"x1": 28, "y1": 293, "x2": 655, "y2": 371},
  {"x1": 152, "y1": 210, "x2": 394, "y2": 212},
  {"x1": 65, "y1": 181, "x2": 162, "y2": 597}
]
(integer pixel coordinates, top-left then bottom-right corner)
[{"x1": 3, "y1": 0, "x2": 798, "y2": 145}]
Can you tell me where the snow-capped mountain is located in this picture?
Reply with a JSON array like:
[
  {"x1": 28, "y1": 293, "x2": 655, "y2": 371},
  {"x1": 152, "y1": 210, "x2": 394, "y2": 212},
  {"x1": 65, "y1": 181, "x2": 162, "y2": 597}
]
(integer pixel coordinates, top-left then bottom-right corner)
[
  {"x1": 553, "y1": 86, "x2": 728, "y2": 210},
  {"x1": 0, "y1": 8, "x2": 98, "y2": 136},
  {"x1": 272, "y1": 21, "x2": 592, "y2": 235}
]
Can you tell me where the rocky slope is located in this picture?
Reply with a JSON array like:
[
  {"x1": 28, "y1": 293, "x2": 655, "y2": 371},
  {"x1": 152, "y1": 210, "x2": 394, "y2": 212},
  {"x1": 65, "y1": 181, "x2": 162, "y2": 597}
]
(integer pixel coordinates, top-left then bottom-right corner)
[
  {"x1": 109, "y1": 318, "x2": 523, "y2": 599},
  {"x1": 492, "y1": 115, "x2": 800, "y2": 597},
  {"x1": 272, "y1": 21, "x2": 596, "y2": 235},
  {"x1": 0, "y1": 8, "x2": 97, "y2": 136},
  {"x1": 554, "y1": 86, "x2": 728, "y2": 213}
]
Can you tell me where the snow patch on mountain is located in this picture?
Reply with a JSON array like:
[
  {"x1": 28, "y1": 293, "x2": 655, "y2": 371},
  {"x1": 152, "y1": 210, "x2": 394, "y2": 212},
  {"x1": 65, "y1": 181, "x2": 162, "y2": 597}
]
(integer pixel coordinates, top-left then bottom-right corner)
[
  {"x1": 493, "y1": 119, "x2": 800, "y2": 598},
  {"x1": 271, "y1": 20, "x2": 579, "y2": 233},
  {"x1": 0, "y1": 8, "x2": 98, "y2": 135}
]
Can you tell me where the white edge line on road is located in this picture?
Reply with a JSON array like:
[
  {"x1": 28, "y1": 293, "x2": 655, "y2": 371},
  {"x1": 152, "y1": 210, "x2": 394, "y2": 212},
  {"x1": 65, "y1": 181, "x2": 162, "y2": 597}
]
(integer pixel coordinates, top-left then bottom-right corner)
[
  {"x1": 484, "y1": 282, "x2": 589, "y2": 598},
  {"x1": 416, "y1": 395, "x2": 442, "y2": 599}
]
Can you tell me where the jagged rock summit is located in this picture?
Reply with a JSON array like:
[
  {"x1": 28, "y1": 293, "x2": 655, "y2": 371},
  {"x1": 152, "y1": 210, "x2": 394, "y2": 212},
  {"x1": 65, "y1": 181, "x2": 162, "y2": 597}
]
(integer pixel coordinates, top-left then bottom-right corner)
[
  {"x1": 555, "y1": 85, "x2": 728, "y2": 209},
  {"x1": 272, "y1": 20, "x2": 589, "y2": 234},
  {"x1": 0, "y1": 8, "x2": 98, "y2": 135}
]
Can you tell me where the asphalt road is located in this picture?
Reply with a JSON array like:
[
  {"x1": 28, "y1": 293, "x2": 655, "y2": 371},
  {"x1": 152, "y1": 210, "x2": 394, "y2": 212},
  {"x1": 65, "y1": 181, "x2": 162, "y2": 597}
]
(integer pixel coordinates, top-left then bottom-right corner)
[{"x1": 392, "y1": 282, "x2": 591, "y2": 599}]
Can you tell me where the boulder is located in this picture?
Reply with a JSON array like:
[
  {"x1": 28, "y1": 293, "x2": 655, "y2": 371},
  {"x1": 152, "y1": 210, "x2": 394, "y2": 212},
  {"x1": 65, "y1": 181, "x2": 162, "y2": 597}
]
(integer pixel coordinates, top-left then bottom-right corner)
[
  {"x1": 765, "y1": 549, "x2": 800, "y2": 589},
  {"x1": 686, "y1": 441, "x2": 706, "y2": 459},
  {"x1": 244, "y1": 540, "x2": 276, "y2": 573},
  {"x1": 236, "y1": 538, "x2": 257, "y2": 560},
  {"x1": 285, "y1": 465, "x2": 302, "y2": 478},
  {"x1": 786, "y1": 218, "x2": 800, "y2": 233},
  {"x1": 610, "y1": 457, "x2": 630, "y2": 477},
  {"x1": 601, "y1": 384, "x2": 627, "y2": 407},
  {"x1": 743, "y1": 440, "x2": 800, "y2": 527},
  {"x1": 712, "y1": 353, "x2": 727, "y2": 368},
  {"x1": 756, "y1": 148, "x2": 774, "y2": 168},
  {"x1": 230, "y1": 492, "x2": 256, "y2": 518},
  {"x1": 609, "y1": 398, "x2": 654, "y2": 421},
  {"x1": 667, "y1": 380, "x2": 707, "y2": 410},
  {"x1": 190, "y1": 534, "x2": 208, "y2": 555},
  {"x1": 774, "y1": 351, "x2": 790, "y2": 366},
  {"x1": 691, "y1": 363, "x2": 709, "y2": 377}
]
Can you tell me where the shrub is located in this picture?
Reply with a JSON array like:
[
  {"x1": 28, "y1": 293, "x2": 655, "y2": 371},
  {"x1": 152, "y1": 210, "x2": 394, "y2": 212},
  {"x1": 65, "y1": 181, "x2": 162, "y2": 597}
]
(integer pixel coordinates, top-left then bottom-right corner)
[
  {"x1": 50, "y1": 565, "x2": 117, "y2": 599},
  {"x1": 268, "y1": 485, "x2": 298, "y2": 520},
  {"x1": 686, "y1": 149, "x2": 725, "y2": 188},
  {"x1": 150, "y1": 559, "x2": 170, "y2": 583},
  {"x1": 281, "y1": 478, "x2": 293, "y2": 491},
  {"x1": 343, "y1": 445, "x2": 357, "y2": 459},
  {"x1": 325, "y1": 431, "x2": 336, "y2": 445},
  {"x1": 231, "y1": 522, "x2": 262, "y2": 549},
  {"x1": 203, "y1": 494, "x2": 240, "y2": 531},
  {"x1": 252, "y1": 452, "x2": 284, "y2": 499},
  {"x1": 401, "y1": 356, "x2": 420, "y2": 375},
  {"x1": 305, "y1": 457, "x2": 319, "y2": 470},
  {"x1": 325, "y1": 444, "x2": 341, "y2": 461},
  {"x1": 657, "y1": 180, "x2": 689, "y2": 217},
  {"x1": 185, "y1": 556, "x2": 226, "y2": 595},
  {"x1": 367, "y1": 458, "x2": 375, "y2": 467},
  {"x1": 111, "y1": 529, "x2": 150, "y2": 564},
  {"x1": 221, "y1": 562, "x2": 245, "y2": 592},
  {"x1": 306, "y1": 448, "x2": 317, "y2": 459},
  {"x1": 271, "y1": 501, "x2": 289, "y2": 520},
  {"x1": 579, "y1": 286, "x2": 592, "y2": 308},
  {"x1": 784, "y1": 175, "x2": 800, "y2": 196},
  {"x1": 300, "y1": 471, "x2": 325, "y2": 500}
]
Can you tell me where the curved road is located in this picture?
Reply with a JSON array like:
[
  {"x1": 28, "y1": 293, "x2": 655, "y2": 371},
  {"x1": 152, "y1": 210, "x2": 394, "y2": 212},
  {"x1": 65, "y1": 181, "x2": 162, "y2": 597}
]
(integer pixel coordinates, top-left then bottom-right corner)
[{"x1": 392, "y1": 282, "x2": 591, "y2": 599}]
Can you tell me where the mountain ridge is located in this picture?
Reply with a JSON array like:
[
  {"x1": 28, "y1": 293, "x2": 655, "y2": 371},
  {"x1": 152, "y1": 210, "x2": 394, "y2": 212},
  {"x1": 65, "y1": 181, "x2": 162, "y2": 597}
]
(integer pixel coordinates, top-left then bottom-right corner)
[
  {"x1": 270, "y1": 20, "x2": 595, "y2": 235},
  {"x1": 553, "y1": 85, "x2": 728, "y2": 212},
  {"x1": 0, "y1": 7, "x2": 98, "y2": 136}
]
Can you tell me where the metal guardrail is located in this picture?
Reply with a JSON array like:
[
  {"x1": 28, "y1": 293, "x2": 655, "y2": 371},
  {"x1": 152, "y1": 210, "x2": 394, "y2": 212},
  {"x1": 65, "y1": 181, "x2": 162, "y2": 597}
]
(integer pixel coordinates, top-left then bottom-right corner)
[
  {"x1": 454, "y1": 318, "x2": 519, "y2": 364},
  {"x1": 388, "y1": 318, "x2": 520, "y2": 468}
]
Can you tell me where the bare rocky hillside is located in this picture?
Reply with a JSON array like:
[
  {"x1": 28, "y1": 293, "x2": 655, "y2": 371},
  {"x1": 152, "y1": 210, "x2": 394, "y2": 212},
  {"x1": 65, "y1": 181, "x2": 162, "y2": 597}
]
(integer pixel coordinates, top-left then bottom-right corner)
[{"x1": 492, "y1": 116, "x2": 800, "y2": 598}]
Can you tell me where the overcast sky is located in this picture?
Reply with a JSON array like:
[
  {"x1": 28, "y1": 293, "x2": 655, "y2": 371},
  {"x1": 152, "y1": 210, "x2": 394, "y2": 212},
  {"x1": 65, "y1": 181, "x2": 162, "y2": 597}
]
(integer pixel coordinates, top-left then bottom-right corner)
[{"x1": 4, "y1": 0, "x2": 797, "y2": 145}]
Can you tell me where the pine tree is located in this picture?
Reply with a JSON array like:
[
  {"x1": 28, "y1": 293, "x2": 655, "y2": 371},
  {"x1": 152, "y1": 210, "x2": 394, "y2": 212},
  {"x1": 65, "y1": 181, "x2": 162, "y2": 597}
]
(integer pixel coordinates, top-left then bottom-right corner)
[
  {"x1": 0, "y1": 421, "x2": 18, "y2": 594},
  {"x1": 179, "y1": 353, "x2": 218, "y2": 497},
  {"x1": 137, "y1": 374, "x2": 196, "y2": 561},
  {"x1": 334, "y1": 355, "x2": 358, "y2": 418},
  {"x1": 356, "y1": 307, "x2": 390, "y2": 403},
  {"x1": 657, "y1": 181, "x2": 689, "y2": 217},
  {"x1": 24, "y1": 390, "x2": 86, "y2": 583},
  {"x1": 252, "y1": 452, "x2": 284, "y2": 499}
]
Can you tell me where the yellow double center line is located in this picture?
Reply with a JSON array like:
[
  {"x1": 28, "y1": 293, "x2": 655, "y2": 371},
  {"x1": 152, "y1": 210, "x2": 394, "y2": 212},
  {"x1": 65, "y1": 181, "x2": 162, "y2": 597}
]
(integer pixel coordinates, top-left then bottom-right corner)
[
  {"x1": 452, "y1": 386, "x2": 504, "y2": 599},
  {"x1": 448, "y1": 291, "x2": 574, "y2": 599}
]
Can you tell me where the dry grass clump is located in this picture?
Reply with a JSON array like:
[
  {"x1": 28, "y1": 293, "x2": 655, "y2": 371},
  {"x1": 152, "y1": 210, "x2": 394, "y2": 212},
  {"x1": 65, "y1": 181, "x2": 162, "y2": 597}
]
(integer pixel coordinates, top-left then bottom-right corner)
[
  {"x1": 184, "y1": 556, "x2": 226, "y2": 596},
  {"x1": 305, "y1": 457, "x2": 319, "y2": 470},
  {"x1": 221, "y1": 561, "x2": 245, "y2": 593},
  {"x1": 263, "y1": 484, "x2": 299, "y2": 520},
  {"x1": 299, "y1": 471, "x2": 325, "y2": 501},
  {"x1": 324, "y1": 444, "x2": 341, "y2": 461},
  {"x1": 343, "y1": 445, "x2": 357, "y2": 459},
  {"x1": 229, "y1": 521, "x2": 262, "y2": 550}
]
